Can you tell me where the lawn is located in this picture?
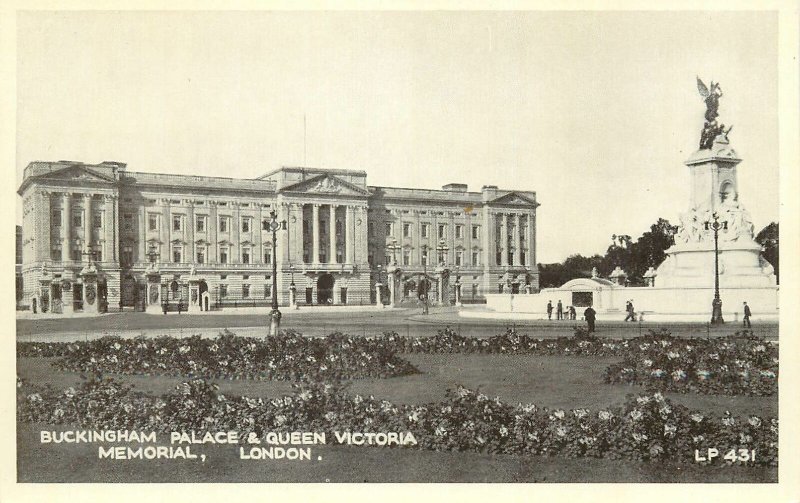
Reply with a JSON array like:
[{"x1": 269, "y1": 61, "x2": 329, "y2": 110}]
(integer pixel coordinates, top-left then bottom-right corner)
[{"x1": 16, "y1": 351, "x2": 777, "y2": 483}]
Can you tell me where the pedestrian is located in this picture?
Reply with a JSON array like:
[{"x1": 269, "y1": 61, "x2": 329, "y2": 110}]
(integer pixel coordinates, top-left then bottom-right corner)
[
  {"x1": 557, "y1": 300, "x2": 563, "y2": 320},
  {"x1": 584, "y1": 306, "x2": 597, "y2": 333},
  {"x1": 743, "y1": 301, "x2": 752, "y2": 328},
  {"x1": 569, "y1": 305, "x2": 576, "y2": 320},
  {"x1": 546, "y1": 300, "x2": 553, "y2": 320},
  {"x1": 624, "y1": 300, "x2": 636, "y2": 322}
]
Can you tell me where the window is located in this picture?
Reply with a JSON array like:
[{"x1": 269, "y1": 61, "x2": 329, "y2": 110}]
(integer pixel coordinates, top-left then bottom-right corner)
[
  {"x1": 196, "y1": 216, "x2": 206, "y2": 232},
  {"x1": 242, "y1": 248, "x2": 250, "y2": 264},
  {"x1": 368, "y1": 222, "x2": 375, "y2": 237},
  {"x1": 123, "y1": 213, "x2": 133, "y2": 231},
  {"x1": 72, "y1": 246, "x2": 81, "y2": 261},
  {"x1": 219, "y1": 285, "x2": 228, "y2": 298},
  {"x1": 196, "y1": 247, "x2": 205, "y2": 264},
  {"x1": 264, "y1": 283, "x2": 272, "y2": 298},
  {"x1": 172, "y1": 246, "x2": 182, "y2": 263},
  {"x1": 93, "y1": 213, "x2": 103, "y2": 229},
  {"x1": 241, "y1": 218, "x2": 250, "y2": 233},
  {"x1": 51, "y1": 244, "x2": 62, "y2": 260},
  {"x1": 148, "y1": 214, "x2": 158, "y2": 231},
  {"x1": 385, "y1": 222, "x2": 393, "y2": 236},
  {"x1": 220, "y1": 274, "x2": 227, "y2": 280},
  {"x1": 172, "y1": 216, "x2": 181, "y2": 232},
  {"x1": 456, "y1": 250, "x2": 464, "y2": 266},
  {"x1": 336, "y1": 220, "x2": 343, "y2": 235},
  {"x1": 472, "y1": 250, "x2": 480, "y2": 266},
  {"x1": 521, "y1": 251, "x2": 527, "y2": 265},
  {"x1": 403, "y1": 223, "x2": 412, "y2": 238},
  {"x1": 242, "y1": 284, "x2": 250, "y2": 298},
  {"x1": 122, "y1": 246, "x2": 133, "y2": 265},
  {"x1": 455, "y1": 225, "x2": 464, "y2": 239},
  {"x1": 403, "y1": 250, "x2": 410, "y2": 266},
  {"x1": 219, "y1": 217, "x2": 229, "y2": 233},
  {"x1": 263, "y1": 219, "x2": 271, "y2": 231},
  {"x1": 219, "y1": 247, "x2": 228, "y2": 264},
  {"x1": 73, "y1": 212, "x2": 83, "y2": 228},
  {"x1": 421, "y1": 223, "x2": 430, "y2": 238},
  {"x1": 421, "y1": 249, "x2": 429, "y2": 266},
  {"x1": 385, "y1": 255, "x2": 391, "y2": 266},
  {"x1": 52, "y1": 210, "x2": 61, "y2": 225},
  {"x1": 94, "y1": 249, "x2": 103, "y2": 262},
  {"x1": 472, "y1": 225, "x2": 480, "y2": 240},
  {"x1": 368, "y1": 249, "x2": 375, "y2": 267},
  {"x1": 264, "y1": 249, "x2": 272, "y2": 265},
  {"x1": 438, "y1": 224, "x2": 447, "y2": 239}
]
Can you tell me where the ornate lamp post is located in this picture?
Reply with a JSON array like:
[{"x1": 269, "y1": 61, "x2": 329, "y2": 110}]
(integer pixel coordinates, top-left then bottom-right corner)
[
  {"x1": 436, "y1": 239, "x2": 449, "y2": 266},
  {"x1": 267, "y1": 210, "x2": 286, "y2": 335},
  {"x1": 420, "y1": 244, "x2": 429, "y2": 315},
  {"x1": 704, "y1": 212, "x2": 728, "y2": 325}
]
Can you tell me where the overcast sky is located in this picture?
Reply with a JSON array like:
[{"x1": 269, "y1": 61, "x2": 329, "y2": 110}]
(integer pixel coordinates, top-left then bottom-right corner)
[{"x1": 15, "y1": 11, "x2": 779, "y2": 263}]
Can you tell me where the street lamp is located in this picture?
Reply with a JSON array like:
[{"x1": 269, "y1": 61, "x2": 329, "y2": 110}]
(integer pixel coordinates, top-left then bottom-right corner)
[
  {"x1": 436, "y1": 239, "x2": 449, "y2": 266},
  {"x1": 267, "y1": 210, "x2": 286, "y2": 335},
  {"x1": 704, "y1": 212, "x2": 728, "y2": 325},
  {"x1": 420, "y1": 244, "x2": 429, "y2": 315},
  {"x1": 387, "y1": 238, "x2": 400, "y2": 266}
]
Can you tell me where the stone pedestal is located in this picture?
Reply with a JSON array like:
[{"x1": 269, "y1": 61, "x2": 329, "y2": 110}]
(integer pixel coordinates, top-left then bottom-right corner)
[
  {"x1": 79, "y1": 264, "x2": 99, "y2": 315},
  {"x1": 454, "y1": 281, "x2": 462, "y2": 306},
  {"x1": 375, "y1": 283, "x2": 384, "y2": 308},
  {"x1": 145, "y1": 266, "x2": 163, "y2": 314},
  {"x1": 289, "y1": 284, "x2": 298, "y2": 309},
  {"x1": 387, "y1": 266, "x2": 400, "y2": 307},
  {"x1": 187, "y1": 275, "x2": 201, "y2": 313}
]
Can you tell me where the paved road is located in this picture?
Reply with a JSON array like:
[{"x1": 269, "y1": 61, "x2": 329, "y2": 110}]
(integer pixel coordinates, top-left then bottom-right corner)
[{"x1": 16, "y1": 307, "x2": 778, "y2": 342}]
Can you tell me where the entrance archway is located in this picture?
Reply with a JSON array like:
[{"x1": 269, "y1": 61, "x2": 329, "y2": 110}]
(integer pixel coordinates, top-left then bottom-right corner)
[{"x1": 317, "y1": 274, "x2": 334, "y2": 305}]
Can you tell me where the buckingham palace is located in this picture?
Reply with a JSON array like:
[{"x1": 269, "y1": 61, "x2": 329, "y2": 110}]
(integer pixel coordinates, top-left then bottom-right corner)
[{"x1": 18, "y1": 160, "x2": 539, "y2": 314}]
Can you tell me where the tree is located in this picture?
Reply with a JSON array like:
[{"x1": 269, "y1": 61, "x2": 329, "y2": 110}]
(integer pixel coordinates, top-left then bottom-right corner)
[
  {"x1": 756, "y1": 222, "x2": 778, "y2": 284},
  {"x1": 538, "y1": 254, "x2": 604, "y2": 288}
]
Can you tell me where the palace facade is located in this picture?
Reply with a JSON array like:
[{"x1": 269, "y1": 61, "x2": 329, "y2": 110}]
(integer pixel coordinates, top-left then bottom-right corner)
[{"x1": 18, "y1": 160, "x2": 539, "y2": 314}]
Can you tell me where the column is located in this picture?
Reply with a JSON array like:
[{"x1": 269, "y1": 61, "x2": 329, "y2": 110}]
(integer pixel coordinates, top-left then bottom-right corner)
[
  {"x1": 329, "y1": 204, "x2": 337, "y2": 264},
  {"x1": 62, "y1": 193, "x2": 71, "y2": 262},
  {"x1": 345, "y1": 205, "x2": 353, "y2": 263},
  {"x1": 513, "y1": 213, "x2": 521, "y2": 266},
  {"x1": 112, "y1": 194, "x2": 119, "y2": 262},
  {"x1": 103, "y1": 195, "x2": 113, "y2": 263},
  {"x1": 293, "y1": 203, "x2": 303, "y2": 264},
  {"x1": 312, "y1": 204, "x2": 320, "y2": 264},
  {"x1": 160, "y1": 198, "x2": 169, "y2": 261},
  {"x1": 187, "y1": 200, "x2": 195, "y2": 264},
  {"x1": 528, "y1": 212, "x2": 536, "y2": 267},
  {"x1": 500, "y1": 213, "x2": 508, "y2": 266},
  {"x1": 232, "y1": 202, "x2": 240, "y2": 263},
  {"x1": 84, "y1": 194, "x2": 93, "y2": 261},
  {"x1": 208, "y1": 201, "x2": 218, "y2": 262},
  {"x1": 138, "y1": 205, "x2": 146, "y2": 262},
  {"x1": 254, "y1": 205, "x2": 263, "y2": 264}
]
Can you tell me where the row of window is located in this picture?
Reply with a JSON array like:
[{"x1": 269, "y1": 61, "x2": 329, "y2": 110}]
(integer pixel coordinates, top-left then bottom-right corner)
[
  {"x1": 370, "y1": 222, "x2": 481, "y2": 240},
  {"x1": 140, "y1": 214, "x2": 275, "y2": 234},
  {"x1": 51, "y1": 209, "x2": 102, "y2": 229},
  {"x1": 368, "y1": 248, "x2": 481, "y2": 267},
  {"x1": 217, "y1": 284, "x2": 271, "y2": 299},
  {"x1": 140, "y1": 246, "x2": 274, "y2": 265}
]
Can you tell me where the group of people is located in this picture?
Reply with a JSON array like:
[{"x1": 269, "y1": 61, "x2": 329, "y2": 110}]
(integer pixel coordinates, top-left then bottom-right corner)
[{"x1": 546, "y1": 300, "x2": 597, "y2": 333}]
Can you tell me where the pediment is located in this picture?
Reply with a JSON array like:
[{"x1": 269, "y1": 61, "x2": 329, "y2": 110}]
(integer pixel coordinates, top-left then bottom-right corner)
[
  {"x1": 280, "y1": 174, "x2": 370, "y2": 196},
  {"x1": 40, "y1": 165, "x2": 116, "y2": 184},
  {"x1": 490, "y1": 192, "x2": 538, "y2": 207}
]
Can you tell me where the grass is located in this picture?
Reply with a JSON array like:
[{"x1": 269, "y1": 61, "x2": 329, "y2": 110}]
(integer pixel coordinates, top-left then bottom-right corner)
[{"x1": 16, "y1": 352, "x2": 778, "y2": 483}]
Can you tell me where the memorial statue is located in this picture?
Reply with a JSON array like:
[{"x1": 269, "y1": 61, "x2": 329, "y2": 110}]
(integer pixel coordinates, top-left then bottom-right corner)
[{"x1": 697, "y1": 77, "x2": 733, "y2": 149}]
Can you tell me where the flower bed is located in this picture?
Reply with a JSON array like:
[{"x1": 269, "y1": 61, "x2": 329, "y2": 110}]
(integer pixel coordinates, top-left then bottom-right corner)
[
  {"x1": 17, "y1": 328, "x2": 777, "y2": 394},
  {"x1": 17, "y1": 375, "x2": 778, "y2": 466},
  {"x1": 16, "y1": 331, "x2": 418, "y2": 381},
  {"x1": 604, "y1": 331, "x2": 778, "y2": 396}
]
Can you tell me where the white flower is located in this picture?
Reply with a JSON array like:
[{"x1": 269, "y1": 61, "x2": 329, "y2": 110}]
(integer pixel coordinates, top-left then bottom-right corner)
[
  {"x1": 274, "y1": 414, "x2": 287, "y2": 426},
  {"x1": 753, "y1": 345, "x2": 766, "y2": 353},
  {"x1": 664, "y1": 423, "x2": 677, "y2": 437},
  {"x1": 632, "y1": 432, "x2": 648, "y2": 442},
  {"x1": 636, "y1": 396, "x2": 650, "y2": 404},
  {"x1": 672, "y1": 369, "x2": 687, "y2": 381},
  {"x1": 691, "y1": 413, "x2": 704, "y2": 423},
  {"x1": 556, "y1": 426, "x2": 568, "y2": 437},
  {"x1": 642, "y1": 359, "x2": 653, "y2": 367},
  {"x1": 629, "y1": 409, "x2": 643, "y2": 421},
  {"x1": 573, "y1": 408, "x2": 588, "y2": 419},
  {"x1": 551, "y1": 409, "x2": 565, "y2": 420},
  {"x1": 760, "y1": 370, "x2": 776, "y2": 378},
  {"x1": 324, "y1": 411, "x2": 337, "y2": 422},
  {"x1": 748, "y1": 416, "x2": 762, "y2": 427},
  {"x1": 28, "y1": 393, "x2": 42, "y2": 402},
  {"x1": 64, "y1": 387, "x2": 76, "y2": 399},
  {"x1": 692, "y1": 435, "x2": 705, "y2": 443},
  {"x1": 722, "y1": 416, "x2": 735, "y2": 427},
  {"x1": 598, "y1": 410, "x2": 613, "y2": 421},
  {"x1": 113, "y1": 342, "x2": 121, "y2": 350},
  {"x1": 653, "y1": 392, "x2": 665, "y2": 402},
  {"x1": 667, "y1": 351, "x2": 680, "y2": 360},
  {"x1": 217, "y1": 394, "x2": 226, "y2": 402},
  {"x1": 650, "y1": 369, "x2": 665, "y2": 377},
  {"x1": 499, "y1": 426, "x2": 509, "y2": 437}
]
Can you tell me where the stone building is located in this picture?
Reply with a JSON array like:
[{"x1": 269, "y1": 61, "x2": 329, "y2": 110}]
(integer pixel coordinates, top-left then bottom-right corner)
[{"x1": 18, "y1": 160, "x2": 539, "y2": 314}]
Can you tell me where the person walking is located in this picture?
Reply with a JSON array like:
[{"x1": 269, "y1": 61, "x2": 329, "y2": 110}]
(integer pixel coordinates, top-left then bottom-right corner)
[
  {"x1": 743, "y1": 301, "x2": 752, "y2": 328},
  {"x1": 546, "y1": 300, "x2": 553, "y2": 320},
  {"x1": 569, "y1": 305, "x2": 576, "y2": 320},
  {"x1": 556, "y1": 300, "x2": 564, "y2": 320},
  {"x1": 584, "y1": 306, "x2": 597, "y2": 333},
  {"x1": 624, "y1": 300, "x2": 636, "y2": 322}
]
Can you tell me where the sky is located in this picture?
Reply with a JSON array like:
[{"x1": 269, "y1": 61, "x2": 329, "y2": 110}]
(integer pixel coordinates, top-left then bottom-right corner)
[{"x1": 15, "y1": 10, "x2": 779, "y2": 263}]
